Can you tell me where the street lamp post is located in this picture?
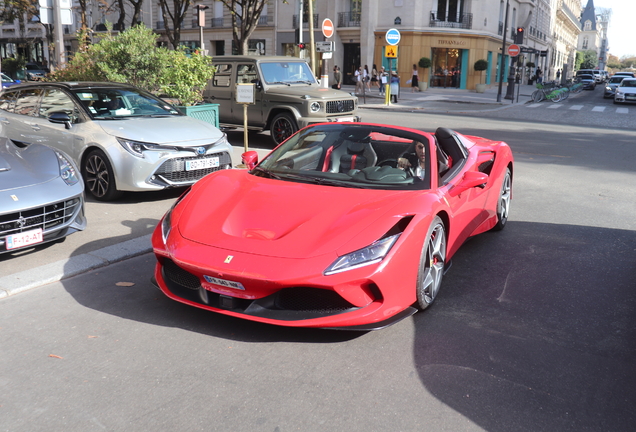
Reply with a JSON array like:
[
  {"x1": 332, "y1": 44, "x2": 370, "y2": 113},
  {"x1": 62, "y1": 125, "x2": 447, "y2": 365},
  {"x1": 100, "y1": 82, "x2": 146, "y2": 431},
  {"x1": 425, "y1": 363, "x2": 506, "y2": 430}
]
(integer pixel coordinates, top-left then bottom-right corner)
[
  {"x1": 496, "y1": 0, "x2": 510, "y2": 103},
  {"x1": 196, "y1": 4, "x2": 209, "y2": 53}
]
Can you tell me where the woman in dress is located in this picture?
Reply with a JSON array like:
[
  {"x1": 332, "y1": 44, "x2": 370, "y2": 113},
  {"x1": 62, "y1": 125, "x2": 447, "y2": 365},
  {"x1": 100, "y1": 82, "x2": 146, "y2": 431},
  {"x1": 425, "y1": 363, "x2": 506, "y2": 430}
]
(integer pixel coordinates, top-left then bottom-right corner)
[
  {"x1": 363, "y1": 65, "x2": 371, "y2": 91},
  {"x1": 371, "y1": 64, "x2": 379, "y2": 89},
  {"x1": 411, "y1": 64, "x2": 419, "y2": 92}
]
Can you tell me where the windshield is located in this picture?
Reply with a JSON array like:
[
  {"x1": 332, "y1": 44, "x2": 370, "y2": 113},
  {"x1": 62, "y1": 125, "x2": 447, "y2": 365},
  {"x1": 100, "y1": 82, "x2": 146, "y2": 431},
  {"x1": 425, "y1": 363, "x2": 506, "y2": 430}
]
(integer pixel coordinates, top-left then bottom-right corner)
[
  {"x1": 71, "y1": 87, "x2": 182, "y2": 119},
  {"x1": 609, "y1": 77, "x2": 624, "y2": 84},
  {"x1": 1, "y1": 73, "x2": 14, "y2": 83},
  {"x1": 620, "y1": 80, "x2": 636, "y2": 88},
  {"x1": 255, "y1": 124, "x2": 432, "y2": 190},
  {"x1": 259, "y1": 61, "x2": 317, "y2": 85}
]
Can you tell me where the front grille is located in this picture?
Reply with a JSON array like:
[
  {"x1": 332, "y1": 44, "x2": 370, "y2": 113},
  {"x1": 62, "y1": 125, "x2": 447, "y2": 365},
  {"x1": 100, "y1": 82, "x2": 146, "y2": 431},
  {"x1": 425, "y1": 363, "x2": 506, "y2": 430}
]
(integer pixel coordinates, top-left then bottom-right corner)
[
  {"x1": 154, "y1": 151, "x2": 232, "y2": 184},
  {"x1": 275, "y1": 287, "x2": 355, "y2": 313},
  {"x1": 326, "y1": 100, "x2": 355, "y2": 114},
  {"x1": 163, "y1": 259, "x2": 201, "y2": 290},
  {"x1": 0, "y1": 198, "x2": 81, "y2": 237}
]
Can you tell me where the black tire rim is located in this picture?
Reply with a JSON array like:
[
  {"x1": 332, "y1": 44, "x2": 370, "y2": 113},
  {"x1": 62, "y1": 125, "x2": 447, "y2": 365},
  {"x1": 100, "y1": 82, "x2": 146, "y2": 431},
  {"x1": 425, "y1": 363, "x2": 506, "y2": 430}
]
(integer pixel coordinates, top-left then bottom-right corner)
[
  {"x1": 85, "y1": 154, "x2": 110, "y2": 198},
  {"x1": 272, "y1": 117, "x2": 294, "y2": 144}
]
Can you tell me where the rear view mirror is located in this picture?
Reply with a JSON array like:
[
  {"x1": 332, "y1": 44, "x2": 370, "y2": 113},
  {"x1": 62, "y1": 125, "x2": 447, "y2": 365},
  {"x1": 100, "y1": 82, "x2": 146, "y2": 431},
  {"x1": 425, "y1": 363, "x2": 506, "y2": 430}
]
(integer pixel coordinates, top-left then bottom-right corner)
[{"x1": 242, "y1": 151, "x2": 258, "y2": 169}]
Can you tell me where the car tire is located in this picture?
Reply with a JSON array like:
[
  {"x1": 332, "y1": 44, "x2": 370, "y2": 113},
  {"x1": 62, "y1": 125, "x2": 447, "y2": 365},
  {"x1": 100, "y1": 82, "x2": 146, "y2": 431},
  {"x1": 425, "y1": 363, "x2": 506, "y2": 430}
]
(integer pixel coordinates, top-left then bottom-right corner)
[
  {"x1": 82, "y1": 149, "x2": 122, "y2": 201},
  {"x1": 416, "y1": 216, "x2": 446, "y2": 311},
  {"x1": 492, "y1": 167, "x2": 512, "y2": 231},
  {"x1": 270, "y1": 112, "x2": 298, "y2": 145}
]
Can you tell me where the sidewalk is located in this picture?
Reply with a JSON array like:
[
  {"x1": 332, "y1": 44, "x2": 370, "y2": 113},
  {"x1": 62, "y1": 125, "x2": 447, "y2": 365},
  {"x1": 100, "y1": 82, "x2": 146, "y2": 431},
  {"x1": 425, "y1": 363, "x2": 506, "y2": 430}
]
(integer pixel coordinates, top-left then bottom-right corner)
[{"x1": 341, "y1": 82, "x2": 537, "y2": 113}]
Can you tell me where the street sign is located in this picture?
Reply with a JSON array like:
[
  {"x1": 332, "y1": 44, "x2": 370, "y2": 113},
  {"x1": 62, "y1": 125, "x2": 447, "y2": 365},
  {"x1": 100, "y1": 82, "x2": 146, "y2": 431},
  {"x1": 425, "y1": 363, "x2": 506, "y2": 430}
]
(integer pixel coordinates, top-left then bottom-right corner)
[
  {"x1": 236, "y1": 83, "x2": 255, "y2": 104},
  {"x1": 385, "y1": 28, "x2": 401, "y2": 46},
  {"x1": 322, "y1": 18, "x2": 334, "y2": 38},
  {"x1": 385, "y1": 45, "x2": 397, "y2": 58},
  {"x1": 316, "y1": 41, "x2": 334, "y2": 53},
  {"x1": 507, "y1": 44, "x2": 520, "y2": 57},
  {"x1": 520, "y1": 47, "x2": 539, "y2": 54}
]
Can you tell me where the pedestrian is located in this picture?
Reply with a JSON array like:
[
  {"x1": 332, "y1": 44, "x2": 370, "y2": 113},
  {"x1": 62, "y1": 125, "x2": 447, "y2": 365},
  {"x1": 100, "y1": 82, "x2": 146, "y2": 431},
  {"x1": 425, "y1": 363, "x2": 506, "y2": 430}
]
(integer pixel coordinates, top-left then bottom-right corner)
[
  {"x1": 410, "y1": 64, "x2": 419, "y2": 92},
  {"x1": 332, "y1": 65, "x2": 342, "y2": 89},
  {"x1": 371, "y1": 64, "x2": 379, "y2": 89},
  {"x1": 363, "y1": 65, "x2": 371, "y2": 91},
  {"x1": 379, "y1": 67, "x2": 388, "y2": 95},
  {"x1": 390, "y1": 71, "x2": 400, "y2": 103},
  {"x1": 354, "y1": 66, "x2": 363, "y2": 94},
  {"x1": 536, "y1": 67, "x2": 543, "y2": 84},
  {"x1": 556, "y1": 69, "x2": 561, "y2": 80}
]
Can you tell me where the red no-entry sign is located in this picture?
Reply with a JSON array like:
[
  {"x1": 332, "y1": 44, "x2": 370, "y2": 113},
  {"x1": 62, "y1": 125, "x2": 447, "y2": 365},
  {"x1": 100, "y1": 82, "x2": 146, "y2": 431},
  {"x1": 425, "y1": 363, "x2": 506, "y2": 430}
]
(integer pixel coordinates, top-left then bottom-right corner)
[
  {"x1": 507, "y1": 44, "x2": 520, "y2": 57},
  {"x1": 322, "y1": 19, "x2": 334, "y2": 38}
]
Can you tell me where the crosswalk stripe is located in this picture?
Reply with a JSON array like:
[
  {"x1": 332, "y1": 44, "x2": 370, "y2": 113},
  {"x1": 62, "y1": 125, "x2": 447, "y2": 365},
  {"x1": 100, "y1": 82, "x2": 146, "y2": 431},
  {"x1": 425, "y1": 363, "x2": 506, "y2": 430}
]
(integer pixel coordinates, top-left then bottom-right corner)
[
  {"x1": 528, "y1": 103, "x2": 542, "y2": 108},
  {"x1": 570, "y1": 105, "x2": 583, "y2": 110},
  {"x1": 592, "y1": 106, "x2": 606, "y2": 112},
  {"x1": 616, "y1": 108, "x2": 629, "y2": 114},
  {"x1": 548, "y1": 104, "x2": 561, "y2": 109}
]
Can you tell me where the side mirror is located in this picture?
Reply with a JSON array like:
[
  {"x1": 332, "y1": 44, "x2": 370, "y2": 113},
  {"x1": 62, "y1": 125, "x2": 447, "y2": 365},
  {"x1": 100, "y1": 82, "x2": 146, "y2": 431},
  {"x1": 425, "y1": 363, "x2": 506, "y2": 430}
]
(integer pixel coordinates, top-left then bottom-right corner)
[
  {"x1": 254, "y1": 80, "x2": 263, "y2": 90},
  {"x1": 242, "y1": 151, "x2": 258, "y2": 170},
  {"x1": 448, "y1": 171, "x2": 488, "y2": 197},
  {"x1": 48, "y1": 112, "x2": 72, "y2": 130},
  {"x1": 15, "y1": 79, "x2": 21, "y2": 84}
]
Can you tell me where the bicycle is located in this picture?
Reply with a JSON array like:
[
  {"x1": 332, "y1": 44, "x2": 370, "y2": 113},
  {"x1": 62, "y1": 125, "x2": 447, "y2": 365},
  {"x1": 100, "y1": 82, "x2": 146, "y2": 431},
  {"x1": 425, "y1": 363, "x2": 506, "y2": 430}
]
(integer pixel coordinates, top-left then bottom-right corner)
[{"x1": 532, "y1": 82, "x2": 558, "y2": 102}]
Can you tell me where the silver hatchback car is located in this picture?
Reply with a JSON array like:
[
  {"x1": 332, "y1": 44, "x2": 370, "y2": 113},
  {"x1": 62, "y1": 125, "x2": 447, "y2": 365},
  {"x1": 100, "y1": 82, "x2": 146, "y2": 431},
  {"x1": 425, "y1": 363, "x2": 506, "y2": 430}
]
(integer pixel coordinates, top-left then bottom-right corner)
[{"x1": 0, "y1": 82, "x2": 233, "y2": 200}]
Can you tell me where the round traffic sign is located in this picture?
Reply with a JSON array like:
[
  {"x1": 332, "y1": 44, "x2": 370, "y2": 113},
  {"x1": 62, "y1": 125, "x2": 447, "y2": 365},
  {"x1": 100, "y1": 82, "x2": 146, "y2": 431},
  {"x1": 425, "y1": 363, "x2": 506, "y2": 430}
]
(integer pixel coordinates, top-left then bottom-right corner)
[
  {"x1": 507, "y1": 44, "x2": 520, "y2": 57},
  {"x1": 385, "y1": 28, "x2": 401, "y2": 46},
  {"x1": 322, "y1": 18, "x2": 334, "y2": 38}
]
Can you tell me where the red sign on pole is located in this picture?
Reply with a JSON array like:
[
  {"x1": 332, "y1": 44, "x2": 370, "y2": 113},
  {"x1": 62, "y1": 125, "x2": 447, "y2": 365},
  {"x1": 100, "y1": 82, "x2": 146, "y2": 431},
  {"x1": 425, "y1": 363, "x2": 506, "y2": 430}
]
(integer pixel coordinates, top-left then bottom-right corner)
[
  {"x1": 322, "y1": 18, "x2": 334, "y2": 38},
  {"x1": 507, "y1": 44, "x2": 520, "y2": 57}
]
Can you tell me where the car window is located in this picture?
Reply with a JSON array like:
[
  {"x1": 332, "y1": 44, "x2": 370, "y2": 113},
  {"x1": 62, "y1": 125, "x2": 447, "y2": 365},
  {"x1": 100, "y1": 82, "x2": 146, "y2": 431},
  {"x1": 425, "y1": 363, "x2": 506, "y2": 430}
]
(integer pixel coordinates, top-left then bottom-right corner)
[
  {"x1": 259, "y1": 61, "x2": 317, "y2": 85},
  {"x1": 620, "y1": 80, "x2": 636, "y2": 88},
  {"x1": 13, "y1": 88, "x2": 43, "y2": 116},
  {"x1": 71, "y1": 87, "x2": 180, "y2": 118},
  {"x1": 237, "y1": 63, "x2": 258, "y2": 84},
  {"x1": 39, "y1": 89, "x2": 81, "y2": 123},
  {"x1": 213, "y1": 64, "x2": 232, "y2": 87},
  {"x1": 609, "y1": 77, "x2": 624, "y2": 84},
  {"x1": 0, "y1": 90, "x2": 18, "y2": 111}
]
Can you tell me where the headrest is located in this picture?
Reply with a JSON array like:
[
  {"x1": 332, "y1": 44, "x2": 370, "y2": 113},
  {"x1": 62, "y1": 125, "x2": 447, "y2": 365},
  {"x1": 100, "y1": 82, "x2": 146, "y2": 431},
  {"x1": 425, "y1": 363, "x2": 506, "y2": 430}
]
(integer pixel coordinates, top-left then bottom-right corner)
[{"x1": 346, "y1": 141, "x2": 365, "y2": 154}]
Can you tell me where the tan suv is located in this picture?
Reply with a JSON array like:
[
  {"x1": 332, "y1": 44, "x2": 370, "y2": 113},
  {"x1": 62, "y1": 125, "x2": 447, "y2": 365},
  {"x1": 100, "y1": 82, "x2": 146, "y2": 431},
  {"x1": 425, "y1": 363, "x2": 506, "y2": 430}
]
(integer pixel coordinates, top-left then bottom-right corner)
[{"x1": 204, "y1": 56, "x2": 360, "y2": 144}]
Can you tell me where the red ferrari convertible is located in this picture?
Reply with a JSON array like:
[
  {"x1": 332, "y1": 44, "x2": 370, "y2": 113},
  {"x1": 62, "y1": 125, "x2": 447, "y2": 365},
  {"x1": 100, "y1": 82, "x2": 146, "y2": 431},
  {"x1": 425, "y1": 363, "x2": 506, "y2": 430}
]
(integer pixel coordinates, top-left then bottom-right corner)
[{"x1": 152, "y1": 123, "x2": 513, "y2": 330}]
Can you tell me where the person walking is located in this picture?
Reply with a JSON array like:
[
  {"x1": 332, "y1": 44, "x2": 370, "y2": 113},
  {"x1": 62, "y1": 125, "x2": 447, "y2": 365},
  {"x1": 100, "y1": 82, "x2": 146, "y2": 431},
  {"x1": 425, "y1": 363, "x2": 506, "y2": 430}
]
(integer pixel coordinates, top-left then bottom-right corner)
[
  {"x1": 379, "y1": 67, "x2": 388, "y2": 95},
  {"x1": 363, "y1": 65, "x2": 371, "y2": 91},
  {"x1": 371, "y1": 64, "x2": 379, "y2": 89},
  {"x1": 332, "y1": 66, "x2": 342, "y2": 89},
  {"x1": 556, "y1": 69, "x2": 561, "y2": 80},
  {"x1": 536, "y1": 67, "x2": 543, "y2": 84},
  {"x1": 410, "y1": 64, "x2": 419, "y2": 92},
  {"x1": 354, "y1": 66, "x2": 363, "y2": 94}
]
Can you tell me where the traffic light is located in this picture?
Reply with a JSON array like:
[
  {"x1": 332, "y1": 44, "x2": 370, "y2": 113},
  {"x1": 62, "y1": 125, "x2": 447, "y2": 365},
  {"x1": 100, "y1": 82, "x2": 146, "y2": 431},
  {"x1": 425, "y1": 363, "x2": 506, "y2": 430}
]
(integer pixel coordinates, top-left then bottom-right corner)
[
  {"x1": 515, "y1": 27, "x2": 525, "y2": 44},
  {"x1": 297, "y1": 43, "x2": 307, "y2": 50}
]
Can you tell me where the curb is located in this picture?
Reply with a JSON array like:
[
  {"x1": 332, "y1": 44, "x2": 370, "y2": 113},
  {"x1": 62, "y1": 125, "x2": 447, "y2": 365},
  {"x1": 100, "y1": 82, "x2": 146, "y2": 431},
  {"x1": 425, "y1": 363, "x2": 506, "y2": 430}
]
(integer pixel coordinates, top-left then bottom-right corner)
[{"x1": 0, "y1": 234, "x2": 153, "y2": 299}]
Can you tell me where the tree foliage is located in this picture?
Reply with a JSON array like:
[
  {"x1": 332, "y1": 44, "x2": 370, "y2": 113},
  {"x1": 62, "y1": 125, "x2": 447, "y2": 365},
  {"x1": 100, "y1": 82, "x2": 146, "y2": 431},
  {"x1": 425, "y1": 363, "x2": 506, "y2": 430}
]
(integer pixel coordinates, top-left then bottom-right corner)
[
  {"x1": 157, "y1": 0, "x2": 191, "y2": 49},
  {"x1": 578, "y1": 50, "x2": 598, "y2": 70},
  {"x1": 48, "y1": 25, "x2": 215, "y2": 106}
]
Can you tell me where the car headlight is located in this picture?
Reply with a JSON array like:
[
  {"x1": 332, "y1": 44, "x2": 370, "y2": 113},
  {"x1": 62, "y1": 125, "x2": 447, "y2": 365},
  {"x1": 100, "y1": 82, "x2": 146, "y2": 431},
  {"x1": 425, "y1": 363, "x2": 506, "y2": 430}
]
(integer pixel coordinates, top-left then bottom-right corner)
[
  {"x1": 161, "y1": 188, "x2": 190, "y2": 244},
  {"x1": 324, "y1": 234, "x2": 400, "y2": 275},
  {"x1": 55, "y1": 151, "x2": 79, "y2": 186},
  {"x1": 310, "y1": 102, "x2": 321, "y2": 113},
  {"x1": 118, "y1": 137, "x2": 160, "y2": 158}
]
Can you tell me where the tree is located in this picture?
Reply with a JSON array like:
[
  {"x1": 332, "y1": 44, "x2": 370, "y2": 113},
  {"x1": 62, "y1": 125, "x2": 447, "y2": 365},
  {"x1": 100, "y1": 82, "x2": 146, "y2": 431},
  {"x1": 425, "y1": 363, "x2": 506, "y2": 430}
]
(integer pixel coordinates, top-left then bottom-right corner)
[
  {"x1": 579, "y1": 50, "x2": 598, "y2": 70},
  {"x1": 158, "y1": 0, "x2": 191, "y2": 49},
  {"x1": 219, "y1": 0, "x2": 268, "y2": 55},
  {"x1": 47, "y1": 25, "x2": 214, "y2": 106},
  {"x1": 474, "y1": 59, "x2": 488, "y2": 84}
]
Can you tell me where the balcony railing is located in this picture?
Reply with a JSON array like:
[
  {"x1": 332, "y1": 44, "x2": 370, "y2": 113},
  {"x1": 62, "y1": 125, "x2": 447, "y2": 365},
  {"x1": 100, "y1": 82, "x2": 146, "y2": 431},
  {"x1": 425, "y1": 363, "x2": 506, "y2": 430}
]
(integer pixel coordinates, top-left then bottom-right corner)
[
  {"x1": 293, "y1": 14, "x2": 319, "y2": 29},
  {"x1": 210, "y1": 17, "x2": 224, "y2": 28},
  {"x1": 258, "y1": 15, "x2": 271, "y2": 26},
  {"x1": 430, "y1": 11, "x2": 472, "y2": 29},
  {"x1": 338, "y1": 11, "x2": 361, "y2": 28}
]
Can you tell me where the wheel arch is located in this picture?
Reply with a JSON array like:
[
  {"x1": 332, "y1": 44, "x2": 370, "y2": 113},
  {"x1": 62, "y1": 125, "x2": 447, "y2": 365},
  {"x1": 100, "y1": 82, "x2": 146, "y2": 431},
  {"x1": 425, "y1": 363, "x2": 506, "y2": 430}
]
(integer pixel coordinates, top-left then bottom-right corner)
[{"x1": 265, "y1": 108, "x2": 300, "y2": 130}]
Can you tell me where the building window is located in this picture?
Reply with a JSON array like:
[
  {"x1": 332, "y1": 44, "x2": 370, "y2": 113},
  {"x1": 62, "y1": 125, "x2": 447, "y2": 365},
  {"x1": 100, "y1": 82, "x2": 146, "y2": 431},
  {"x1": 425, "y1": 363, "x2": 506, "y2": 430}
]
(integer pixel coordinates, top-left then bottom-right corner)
[
  {"x1": 582, "y1": 36, "x2": 588, "y2": 49},
  {"x1": 584, "y1": 20, "x2": 591, "y2": 31}
]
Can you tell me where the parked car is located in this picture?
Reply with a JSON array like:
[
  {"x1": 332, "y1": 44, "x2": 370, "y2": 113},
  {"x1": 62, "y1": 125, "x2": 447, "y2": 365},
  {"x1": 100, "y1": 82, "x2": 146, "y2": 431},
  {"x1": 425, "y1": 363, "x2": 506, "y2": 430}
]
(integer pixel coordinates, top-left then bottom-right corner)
[
  {"x1": 614, "y1": 78, "x2": 636, "y2": 104},
  {"x1": 152, "y1": 123, "x2": 514, "y2": 330},
  {"x1": 0, "y1": 137, "x2": 86, "y2": 254},
  {"x1": 204, "y1": 56, "x2": 360, "y2": 145},
  {"x1": 604, "y1": 75, "x2": 626, "y2": 98},
  {"x1": 576, "y1": 69, "x2": 602, "y2": 83},
  {"x1": 1, "y1": 72, "x2": 20, "y2": 89},
  {"x1": 577, "y1": 74, "x2": 596, "y2": 90},
  {"x1": 25, "y1": 63, "x2": 48, "y2": 81},
  {"x1": 0, "y1": 82, "x2": 233, "y2": 200},
  {"x1": 613, "y1": 72, "x2": 635, "y2": 78}
]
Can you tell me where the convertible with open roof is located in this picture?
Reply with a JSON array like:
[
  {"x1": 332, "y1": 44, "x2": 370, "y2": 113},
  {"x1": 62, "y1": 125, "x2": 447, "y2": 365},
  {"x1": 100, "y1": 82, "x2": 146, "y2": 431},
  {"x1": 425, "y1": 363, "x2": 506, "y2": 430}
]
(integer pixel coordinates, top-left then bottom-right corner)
[{"x1": 152, "y1": 123, "x2": 513, "y2": 330}]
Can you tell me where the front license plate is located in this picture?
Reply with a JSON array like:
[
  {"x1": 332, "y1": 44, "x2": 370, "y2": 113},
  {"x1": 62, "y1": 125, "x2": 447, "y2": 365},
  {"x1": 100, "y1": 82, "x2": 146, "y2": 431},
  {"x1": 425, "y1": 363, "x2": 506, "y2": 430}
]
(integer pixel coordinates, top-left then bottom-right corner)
[
  {"x1": 203, "y1": 275, "x2": 245, "y2": 290},
  {"x1": 336, "y1": 117, "x2": 354, "y2": 122},
  {"x1": 185, "y1": 157, "x2": 219, "y2": 171},
  {"x1": 626, "y1": 95, "x2": 636, "y2": 100},
  {"x1": 6, "y1": 228, "x2": 43, "y2": 250}
]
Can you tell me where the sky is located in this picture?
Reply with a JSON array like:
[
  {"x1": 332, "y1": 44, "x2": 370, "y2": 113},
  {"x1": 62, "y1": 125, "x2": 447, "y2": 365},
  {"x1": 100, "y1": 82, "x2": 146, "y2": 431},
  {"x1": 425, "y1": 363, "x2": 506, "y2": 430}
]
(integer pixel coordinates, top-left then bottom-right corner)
[{"x1": 596, "y1": 0, "x2": 636, "y2": 58}]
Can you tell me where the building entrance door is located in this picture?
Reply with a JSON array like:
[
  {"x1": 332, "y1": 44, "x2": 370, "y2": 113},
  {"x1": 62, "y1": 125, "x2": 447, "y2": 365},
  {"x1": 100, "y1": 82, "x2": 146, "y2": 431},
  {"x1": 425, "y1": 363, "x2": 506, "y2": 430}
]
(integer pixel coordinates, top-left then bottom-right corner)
[{"x1": 343, "y1": 43, "x2": 360, "y2": 85}]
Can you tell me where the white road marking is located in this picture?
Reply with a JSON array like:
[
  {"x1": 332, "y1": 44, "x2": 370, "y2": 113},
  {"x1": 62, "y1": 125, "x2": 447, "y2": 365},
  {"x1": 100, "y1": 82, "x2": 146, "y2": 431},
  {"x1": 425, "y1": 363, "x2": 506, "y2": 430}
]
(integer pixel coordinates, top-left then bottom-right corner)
[
  {"x1": 616, "y1": 107, "x2": 629, "y2": 114},
  {"x1": 528, "y1": 103, "x2": 543, "y2": 108},
  {"x1": 592, "y1": 106, "x2": 606, "y2": 112},
  {"x1": 547, "y1": 104, "x2": 562, "y2": 109},
  {"x1": 570, "y1": 105, "x2": 584, "y2": 110}
]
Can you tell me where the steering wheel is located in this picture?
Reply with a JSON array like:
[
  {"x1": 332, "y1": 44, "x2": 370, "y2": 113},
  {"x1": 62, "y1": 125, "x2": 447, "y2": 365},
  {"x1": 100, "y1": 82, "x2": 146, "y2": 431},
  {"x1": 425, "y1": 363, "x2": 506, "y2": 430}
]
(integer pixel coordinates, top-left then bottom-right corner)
[{"x1": 377, "y1": 159, "x2": 398, "y2": 168}]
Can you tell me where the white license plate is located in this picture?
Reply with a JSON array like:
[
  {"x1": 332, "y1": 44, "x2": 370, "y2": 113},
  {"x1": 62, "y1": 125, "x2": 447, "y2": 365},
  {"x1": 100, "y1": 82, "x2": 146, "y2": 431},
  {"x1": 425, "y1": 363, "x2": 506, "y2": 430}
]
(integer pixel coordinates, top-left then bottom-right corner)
[
  {"x1": 626, "y1": 95, "x2": 636, "y2": 100},
  {"x1": 203, "y1": 275, "x2": 245, "y2": 290},
  {"x1": 185, "y1": 157, "x2": 219, "y2": 171},
  {"x1": 336, "y1": 117, "x2": 354, "y2": 122},
  {"x1": 6, "y1": 228, "x2": 43, "y2": 250}
]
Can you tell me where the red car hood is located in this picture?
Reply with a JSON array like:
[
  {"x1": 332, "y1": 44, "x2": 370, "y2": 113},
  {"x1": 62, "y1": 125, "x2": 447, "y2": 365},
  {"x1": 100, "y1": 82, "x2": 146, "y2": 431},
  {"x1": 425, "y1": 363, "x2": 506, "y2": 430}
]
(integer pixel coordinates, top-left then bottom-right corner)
[{"x1": 177, "y1": 171, "x2": 410, "y2": 259}]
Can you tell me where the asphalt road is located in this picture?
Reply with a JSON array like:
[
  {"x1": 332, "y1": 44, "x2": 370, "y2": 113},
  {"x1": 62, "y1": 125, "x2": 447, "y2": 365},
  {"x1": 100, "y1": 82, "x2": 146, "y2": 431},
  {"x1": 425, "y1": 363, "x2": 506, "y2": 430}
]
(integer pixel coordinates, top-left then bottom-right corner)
[{"x1": 1, "y1": 107, "x2": 635, "y2": 431}]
